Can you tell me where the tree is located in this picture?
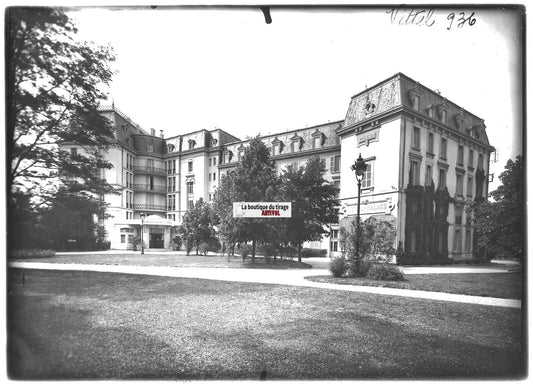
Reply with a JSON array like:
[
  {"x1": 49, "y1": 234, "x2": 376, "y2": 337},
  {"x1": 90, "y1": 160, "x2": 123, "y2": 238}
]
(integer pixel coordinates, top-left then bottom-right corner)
[
  {"x1": 178, "y1": 198, "x2": 218, "y2": 255},
  {"x1": 213, "y1": 136, "x2": 279, "y2": 261},
  {"x1": 473, "y1": 156, "x2": 524, "y2": 261},
  {"x1": 6, "y1": 7, "x2": 117, "y2": 206},
  {"x1": 340, "y1": 217, "x2": 396, "y2": 262},
  {"x1": 278, "y1": 156, "x2": 339, "y2": 261}
]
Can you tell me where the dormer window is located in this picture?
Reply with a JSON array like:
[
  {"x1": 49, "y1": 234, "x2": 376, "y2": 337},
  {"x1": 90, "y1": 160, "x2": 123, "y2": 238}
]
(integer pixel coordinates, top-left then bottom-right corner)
[
  {"x1": 427, "y1": 105, "x2": 434, "y2": 119},
  {"x1": 290, "y1": 134, "x2": 303, "y2": 153},
  {"x1": 167, "y1": 144, "x2": 175, "y2": 153},
  {"x1": 271, "y1": 137, "x2": 284, "y2": 156},
  {"x1": 237, "y1": 145, "x2": 245, "y2": 161},
  {"x1": 188, "y1": 139, "x2": 196, "y2": 150},
  {"x1": 437, "y1": 100, "x2": 448, "y2": 124},
  {"x1": 413, "y1": 95, "x2": 420, "y2": 111},
  {"x1": 146, "y1": 145, "x2": 154, "y2": 152},
  {"x1": 223, "y1": 150, "x2": 233, "y2": 164}
]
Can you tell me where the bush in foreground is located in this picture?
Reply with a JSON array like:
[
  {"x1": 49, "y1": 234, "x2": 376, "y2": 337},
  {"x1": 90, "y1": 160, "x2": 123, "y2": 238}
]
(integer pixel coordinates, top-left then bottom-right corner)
[
  {"x1": 366, "y1": 263, "x2": 404, "y2": 281},
  {"x1": 329, "y1": 256, "x2": 404, "y2": 281},
  {"x1": 329, "y1": 256, "x2": 346, "y2": 277},
  {"x1": 9, "y1": 249, "x2": 56, "y2": 259}
]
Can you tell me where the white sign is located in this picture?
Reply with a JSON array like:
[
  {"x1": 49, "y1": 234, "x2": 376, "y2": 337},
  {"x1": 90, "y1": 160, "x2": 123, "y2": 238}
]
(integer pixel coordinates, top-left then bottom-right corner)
[
  {"x1": 233, "y1": 202, "x2": 292, "y2": 218},
  {"x1": 342, "y1": 197, "x2": 395, "y2": 216}
]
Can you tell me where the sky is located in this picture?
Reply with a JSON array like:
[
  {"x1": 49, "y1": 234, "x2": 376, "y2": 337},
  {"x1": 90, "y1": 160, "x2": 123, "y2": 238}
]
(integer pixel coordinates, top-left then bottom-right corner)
[{"x1": 67, "y1": 4, "x2": 524, "y2": 189}]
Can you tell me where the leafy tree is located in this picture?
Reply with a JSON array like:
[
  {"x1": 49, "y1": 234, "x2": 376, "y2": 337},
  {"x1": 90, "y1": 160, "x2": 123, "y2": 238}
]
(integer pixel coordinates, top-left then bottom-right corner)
[
  {"x1": 340, "y1": 217, "x2": 397, "y2": 276},
  {"x1": 213, "y1": 137, "x2": 279, "y2": 261},
  {"x1": 473, "y1": 156, "x2": 524, "y2": 261},
  {"x1": 6, "y1": 7, "x2": 118, "y2": 250},
  {"x1": 179, "y1": 198, "x2": 218, "y2": 255},
  {"x1": 278, "y1": 156, "x2": 339, "y2": 261},
  {"x1": 6, "y1": 8, "x2": 117, "y2": 199}
]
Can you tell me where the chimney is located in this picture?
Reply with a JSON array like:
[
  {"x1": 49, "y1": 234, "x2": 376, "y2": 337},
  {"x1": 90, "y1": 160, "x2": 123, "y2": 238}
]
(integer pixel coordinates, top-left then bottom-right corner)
[
  {"x1": 150, "y1": 128, "x2": 155, "y2": 136},
  {"x1": 160, "y1": 129, "x2": 164, "y2": 138}
]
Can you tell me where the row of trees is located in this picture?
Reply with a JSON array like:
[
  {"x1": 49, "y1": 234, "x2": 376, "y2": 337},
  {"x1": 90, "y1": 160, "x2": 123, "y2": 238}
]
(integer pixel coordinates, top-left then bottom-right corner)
[{"x1": 178, "y1": 137, "x2": 339, "y2": 262}]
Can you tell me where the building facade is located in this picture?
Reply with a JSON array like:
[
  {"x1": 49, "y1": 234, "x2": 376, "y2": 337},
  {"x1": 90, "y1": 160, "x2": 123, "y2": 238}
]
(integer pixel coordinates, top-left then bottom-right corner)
[
  {"x1": 337, "y1": 73, "x2": 493, "y2": 263},
  {"x1": 61, "y1": 73, "x2": 493, "y2": 262}
]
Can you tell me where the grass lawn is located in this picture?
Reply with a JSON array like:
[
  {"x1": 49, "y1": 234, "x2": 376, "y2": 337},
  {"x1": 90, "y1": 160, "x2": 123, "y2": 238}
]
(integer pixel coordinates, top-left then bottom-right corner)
[
  {"x1": 7, "y1": 268, "x2": 525, "y2": 380},
  {"x1": 9, "y1": 252, "x2": 312, "y2": 269},
  {"x1": 305, "y1": 273, "x2": 523, "y2": 300}
]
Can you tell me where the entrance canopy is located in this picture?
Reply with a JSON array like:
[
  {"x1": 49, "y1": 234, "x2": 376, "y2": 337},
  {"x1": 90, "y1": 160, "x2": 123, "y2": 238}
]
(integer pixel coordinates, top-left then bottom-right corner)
[{"x1": 115, "y1": 214, "x2": 175, "y2": 227}]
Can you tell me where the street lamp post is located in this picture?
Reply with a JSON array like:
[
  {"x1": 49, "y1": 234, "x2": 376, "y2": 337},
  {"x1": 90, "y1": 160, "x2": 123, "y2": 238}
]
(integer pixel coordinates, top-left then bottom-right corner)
[
  {"x1": 350, "y1": 154, "x2": 368, "y2": 276},
  {"x1": 140, "y1": 213, "x2": 145, "y2": 255}
]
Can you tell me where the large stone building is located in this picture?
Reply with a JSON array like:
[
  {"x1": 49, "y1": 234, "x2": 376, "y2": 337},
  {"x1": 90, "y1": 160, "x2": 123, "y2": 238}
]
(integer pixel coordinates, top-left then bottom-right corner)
[{"x1": 61, "y1": 73, "x2": 493, "y2": 263}]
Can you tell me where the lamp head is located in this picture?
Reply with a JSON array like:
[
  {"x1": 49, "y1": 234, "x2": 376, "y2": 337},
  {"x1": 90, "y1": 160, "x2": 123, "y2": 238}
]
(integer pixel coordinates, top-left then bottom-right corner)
[{"x1": 351, "y1": 154, "x2": 368, "y2": 178}]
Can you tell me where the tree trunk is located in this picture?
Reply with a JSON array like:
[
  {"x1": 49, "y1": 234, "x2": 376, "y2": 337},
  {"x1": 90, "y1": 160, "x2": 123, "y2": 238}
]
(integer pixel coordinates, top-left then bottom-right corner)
[
  {"x1": 298, "y1": 243, "x2": 302, "y2": 262},
  {"x1": 252, "y1": 239, "x2": 256, "y2": 263}
]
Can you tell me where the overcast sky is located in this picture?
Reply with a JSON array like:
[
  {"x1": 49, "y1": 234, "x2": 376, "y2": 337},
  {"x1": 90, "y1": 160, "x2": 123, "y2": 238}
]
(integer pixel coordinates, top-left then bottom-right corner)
[{"x1": 69, "y1": 5, "x2": 524, "y2": 187}]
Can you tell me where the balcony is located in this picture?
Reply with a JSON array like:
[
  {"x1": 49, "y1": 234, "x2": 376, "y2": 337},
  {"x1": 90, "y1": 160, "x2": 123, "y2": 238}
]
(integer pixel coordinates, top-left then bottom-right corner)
[
  {"x1": 133, "y1": 165, "x2": 167, "y2": 176},
  {"x1": 132, "y1": 184, "x2": 167, "y2": 193},
  {"x1": 133, "y1": 203, "x2": 166, "y2": 212}
]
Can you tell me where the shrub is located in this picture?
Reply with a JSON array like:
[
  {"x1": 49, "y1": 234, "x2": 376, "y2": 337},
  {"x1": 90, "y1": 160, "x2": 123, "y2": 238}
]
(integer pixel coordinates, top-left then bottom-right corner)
[
  {"x1": 329, "y1": 256, "x2": 346, "y2": 277},
  {"x1": 301, "y1": 248, "x2": 328, "y2": 258},
  {"x1": 9, "y1": 249, "x2": 56, "y2": 259},
  {"x1": 239, "y1": 244, "x2": 252, "y2": 261},
  {"x1": 257, "y1": 244, "x2": 277, "y2": 260},
  {"x1": 366, "y1": 263, "x2": 404, "y2": 281},
  {"x1": 199, "y1": 238, "x2": 221, "y2": 255},
  {"x1": 172, "y1": 235, "x2": 182, "y2": 251}
]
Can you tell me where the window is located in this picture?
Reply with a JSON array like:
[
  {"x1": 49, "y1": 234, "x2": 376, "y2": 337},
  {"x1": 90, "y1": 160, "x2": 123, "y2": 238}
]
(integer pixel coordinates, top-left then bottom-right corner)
[
  {"x1": 330, "y1": 155, "x2": 341, "y2": 173},
  {"x1": 209, "y1": 158, "x2": 212, "y2": 167},
  {"x1": 361, "y1": 161, "x2": 373, "y2": 189},
  {"x1": 333, "y1": 180, "x2": 340, "y2": 198},
  {"x1": 272, "y1": 145, "x2": 280, "y2": 156},
  {"x1": 438, "y1": 168, "x2": 447, "y2": 190},
  {"x1": 188, "y1": 199, "x2": 194, "y2": 210},
  {"x1": 455, "y1": 206, "x2": 462, "y2": 225},
  {"x1": 427, "y1": 132, "x2": 434, "y2": 154},
  {"x1": 455, "y1": 173, "x2": 464, "y2": 196},
  {"x1": 453, "y1": 229, "x2": 462, "y2": 252},
  {"x1": 413, "y1": 95, "x2": 420, "y2": 111},
  {"x1": 213, "y1": 172, "x2": 216, "y2": 181},
  {"x1": 330, "y1": 241, "x2": 338, "y2": 252},
  {"x1": 468, "y1": 149, "x2": 474, "y2": 168},
  {"x1": 440, "y1": 138, "x2": 447, "y2": 159},
  {"x1": 70, "y1": 147, "x2": 77, "y2": 156},
  {"x1": 291, "y1": 141, "x2": 299, "y2": 153},
  {"x1": 188, "y1": 161, "x2": 193, "y2": 172},
  {"x1": 213, "y1": 157, "x2": 217, "y2": 166},
  {"x1": 412, "y1": 127, "x2": 420, "y2": 150},
  {"x1": 121, "y1": 235, "x2": 126, "y2": 243},
  {"x1": 410, "y1": 160, "x2": 420, "y2": 185},
  {"x1": 188, "y1": 140, "x2": 195, "y2": 150},
  {"x1": 332, "y1": 230, "x2": 339, "y2": 239},
  {"x1": 147, "y1": 145, "x2": 153, "y2": 152},
  {"x1": 187, "y1": 181, "x2": 194, "y2": 195},
  {"x1": 425, "y1": 165, "x2": 433, "y2": 186},
  {"x1": 478, "y1": 153, "x2": 484, "y2": 169},
  {"x1": 458, "y1": 145, "x2": 464, "y2": 165},
  {"x1": 465, "y1": 229, "x2": 472, "y2": 253},
  {"x1": 313, "y1": 136, "x2": 322, "y2": 149},
  {"x1": 440, "y1": 110, "x2": 447, "y2": 124},
  {"x1": 149, "y1": 176, "x2": 154, "y2": 190},
  {"x1": 172, "y1": 160, "x2": 176, "y2": 174},
  {"x1": 467, "y1": 176, "x2": 473, "y2": 197}
]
